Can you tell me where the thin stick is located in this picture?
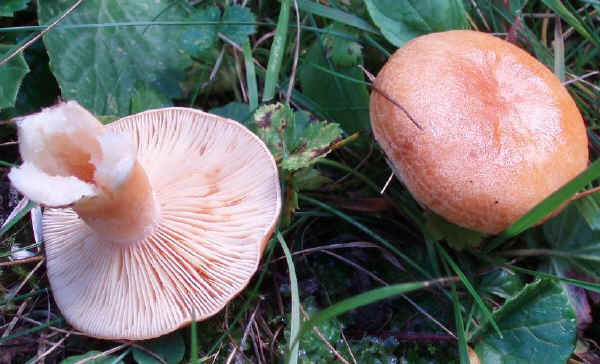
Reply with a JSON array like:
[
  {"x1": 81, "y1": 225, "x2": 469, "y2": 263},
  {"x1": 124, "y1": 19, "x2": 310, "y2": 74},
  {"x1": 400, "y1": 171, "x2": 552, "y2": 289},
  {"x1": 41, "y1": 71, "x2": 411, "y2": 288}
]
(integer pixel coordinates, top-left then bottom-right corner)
[
  {"x1": 358, "y1": 66, "x2": 423, "y2": 131},
  {"x1": 285, "y1": 0, "x2": 301, "y2": 104},
  {"x1": 74, "y1": 343, "x2": 130, "y2": 364},
  {"x1": 33, "y1": 333, "x2": 71, "y2": 362},
  {"x1": 0, "y1": 0, "x2": 85, "y2": 67},
  {"x1": 380, "y1": 172, "x2": 395, "y2": 195},
  {"x1": 0, "y1": 255, "x2": 44, "y2": 267}
]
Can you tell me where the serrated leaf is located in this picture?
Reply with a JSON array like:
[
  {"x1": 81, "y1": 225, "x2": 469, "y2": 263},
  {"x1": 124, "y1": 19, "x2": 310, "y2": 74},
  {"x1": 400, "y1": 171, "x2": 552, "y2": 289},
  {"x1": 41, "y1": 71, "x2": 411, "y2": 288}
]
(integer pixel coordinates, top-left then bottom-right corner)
[
  {"x1": 252, "y1": 103, "x2": 342, "y2": 171},
  {"x1": 322, "y1": 24, "x2": 363, "y2": 67},
  {"x1": 60, "y1": 351, "x2": 124, "y2": 364},
  {"x1": 0, "y1": 0, "x2": 31, "y2": 17},
  {"x1": 130, "y1": 86, "x2": 172, "y2": 114},
  {"x1": 281, "y1": 122, "x2": 342, "y2": 171},
  {"x1": 180, "y1": 7, "x2": 220, "y2": 58},
  {"x1": 219, "y1": 5, "x2": 256, "y2": 45},
  {"x1": 425, "y1": 212, "x2": 486, "y2": 251},
  {"x1": 0, "y1": 44, "x2": 30, "y2": 110},
  {"x1": 364, "y1": 0, "x2": 469, "y2": 47},
  {"x1": 575, "y1": 192, "x2": 600, "y2": 230},
  {"x1": 474, "y1": 279, "x2": 576, "y2": 364},
  {"x1": 132, "y1": 331, "x2": 185, "y2": 364},
  {"x1": 39, "y1": 0, "x2": 191, "y2": 116}
]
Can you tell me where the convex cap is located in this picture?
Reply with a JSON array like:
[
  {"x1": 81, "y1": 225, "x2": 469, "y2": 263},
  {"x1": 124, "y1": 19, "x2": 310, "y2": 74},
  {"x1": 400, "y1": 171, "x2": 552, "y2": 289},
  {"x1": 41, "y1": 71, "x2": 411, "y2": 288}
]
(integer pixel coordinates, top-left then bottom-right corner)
[
  {"x1": 9, "y1": 101, "x2": 281, "y2": 339},
  {"x1": 370, "y1": 30, "x2": 588, "y2": 234}
]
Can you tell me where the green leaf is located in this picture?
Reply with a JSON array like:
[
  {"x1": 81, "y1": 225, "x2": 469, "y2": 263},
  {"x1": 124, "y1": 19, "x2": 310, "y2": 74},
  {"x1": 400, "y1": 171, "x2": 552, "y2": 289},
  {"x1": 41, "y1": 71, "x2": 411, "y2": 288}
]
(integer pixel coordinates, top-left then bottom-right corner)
[
  {"x1": 425, "y1": 212, "x2": 486, "y2": 251},
  {"x1": 132, "y1": 331, "x2": 185, "y2": 364},
  {"x1": 296, "y1": 0, "x2": 379, "y2": 34},
  {"x1": 0, "y1": 44, "x2": 30, "y2": 110},
  {"x1": 322, "y1": 24, "x2": 363, "y2": 67},
  {"x1": 298, "y1": 33, "x2": 370, "y2": 138},
  {"x1": 180, "y1": 7, "x2": 220, "y2": 58},
  {"x1": 479, "y1": 268, "x2": 525, "y2": 300},
  {"x1": 60, "y1": 351, "x2": 124, "y2": 364},
  {"x1": 543, "y1": 204, "x2": 600, "y2": 280},
  {"x1": 219, "y1": 5, "x2": 256, "y2": 46},
  {"x1": 291, "y1": 168, "x2": 331, "y2": 191},
  {"x1": 130, "y1": 86, "x2": 173, "y2": 114},
  {"x1": 209, "y1": 101, "x2": 251, "y2": 124},
  {"x1": 0, "y1": 0, "x2": 31, "y2": 17},
  {"x1": 252, "y1": 103, "x2": 343, "y2": 171},
  {"x1": 474, "y1": 280, "x2": 576, "y2": 364},
  {"x1": 38, "y1": 0, "x2": 191, "y2": 116},
  {"x1": 364, "y1": 0, "x2": 469, "y2": 47},
  {"x1": 575, "y1": 192, "x2": 600, "y2": 230}
]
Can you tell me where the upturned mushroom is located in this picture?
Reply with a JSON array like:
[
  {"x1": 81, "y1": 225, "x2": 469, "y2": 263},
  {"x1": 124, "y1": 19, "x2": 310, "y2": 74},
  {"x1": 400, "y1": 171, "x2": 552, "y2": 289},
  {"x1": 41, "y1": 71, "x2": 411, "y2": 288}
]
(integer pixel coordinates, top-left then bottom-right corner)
[
  {"x1": 9, "y1": 101, "x2": 281, "y2": 339},
  {"x1": 370, "y1": 30, "x2": 588, "y2": 234}
]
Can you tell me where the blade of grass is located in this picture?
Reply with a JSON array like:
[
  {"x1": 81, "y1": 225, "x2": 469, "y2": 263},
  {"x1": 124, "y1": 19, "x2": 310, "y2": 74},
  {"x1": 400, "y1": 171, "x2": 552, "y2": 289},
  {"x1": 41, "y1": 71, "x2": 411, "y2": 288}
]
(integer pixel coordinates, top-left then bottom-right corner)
[
  {"x1": 0, "y1": 201, "x2": 36, "y2": 238},
  {"x1": 288, "y1": 278, "x2": 452, "y2": 351},
  {"x1": 296, "y1": 0, "x2": 379, "y2": 34},
  {"x1": 305, "y1": 62, "x2": 372, "y2": 86},
  {"x1": 485, "y1": 158, "x2": 600, "y2": 253},
  {"x1": 0, "y1": 318, "x2": 63, "y2": 345},
  {"x1": 0, "y1": 288, "x2": 48, "y2": 306},
  {"x1": 279, "y1": 233, "x2": 300, "y2": 364},
  {"x1": 242, "y1": 40, "x2": 258, "y2": 110},
  {"x1": 437, "y1": 242, "x2": 503, "y2": 338},
  {"x1": 189, "y1": 316, "x2": 198, "y2": 364},
  {"x1": 441, "y1": 257, "x2": 468, "y2": 364},
  {"x1": 298, "y1": 194, "x2": 430, "y2": 279},
  {"x1": 263, "y1": 0, "x2": 290, "y2": 102},
  {"x1": 0, "y1": 161, "x2": 15, "y2": 167},
  {"x1": 541, "y1": 0, "x2": 600, "y2": 48}
]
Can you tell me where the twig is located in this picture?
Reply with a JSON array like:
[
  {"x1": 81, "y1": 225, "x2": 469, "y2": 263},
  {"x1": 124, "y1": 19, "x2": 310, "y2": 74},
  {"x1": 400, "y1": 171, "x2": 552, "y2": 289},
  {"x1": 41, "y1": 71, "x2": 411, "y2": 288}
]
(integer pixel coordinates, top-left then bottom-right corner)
[
  {"x1": 0, "y1": 0, "x2": 85, "y2": 67},
  {"x1": 564, "y1": 71, "x2": 600, "y2": 86},
  {"x1": 285, "y1": 0, "x2": 301, "y2": 104},
  {"x1": 0, "y1": 255, "x2": 44, "y2": 267},
  {"x1": 380, "y1": 172, "x2": 395, "y2": 195},
  {"x1": 33, "y1": 333, "x2": 71, "y2": 362},
  {"x1": 1, "y1": 298, "x2": 30, "y2": 338}
]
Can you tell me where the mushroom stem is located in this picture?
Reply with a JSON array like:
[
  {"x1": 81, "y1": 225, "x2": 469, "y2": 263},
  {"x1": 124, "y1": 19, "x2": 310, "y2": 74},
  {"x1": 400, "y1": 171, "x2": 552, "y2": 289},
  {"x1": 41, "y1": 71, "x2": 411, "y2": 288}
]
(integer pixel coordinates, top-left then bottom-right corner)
[
  {"x1": 74, "y1": 161, "x2": 160, "y2": 244},
  {"x1": 8, "y1": 101, "x2": 160, "y2": 244}
]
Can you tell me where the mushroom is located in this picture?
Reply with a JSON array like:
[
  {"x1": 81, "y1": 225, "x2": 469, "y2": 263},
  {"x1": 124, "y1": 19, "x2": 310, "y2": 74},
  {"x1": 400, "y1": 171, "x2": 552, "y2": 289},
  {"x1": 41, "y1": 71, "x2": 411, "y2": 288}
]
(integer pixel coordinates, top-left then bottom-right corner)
[
  {"x1": 370, "y1": 30, "x2": 588, "y2": 234},
  {"x1": 8, "y1": 101, "x2": 281, "y2": 339}
]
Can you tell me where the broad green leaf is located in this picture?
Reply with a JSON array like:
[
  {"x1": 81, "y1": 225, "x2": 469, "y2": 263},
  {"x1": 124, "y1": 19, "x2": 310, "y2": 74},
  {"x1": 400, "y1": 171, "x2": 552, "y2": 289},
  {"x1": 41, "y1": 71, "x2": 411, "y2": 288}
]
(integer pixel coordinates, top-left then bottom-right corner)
[
  {"x1": 543, "y1": 204, "x2": 600, "y2": 280},
  {"x1": 575, "y1": 192, "x2": 600, "y2": 230},
  {"x1": 132, "y1": 331, "x2": 185, "y2": 364},
  {"x1": 0, "y1": 0, "x2": 31, "y2": 17},
  {"x1": 0, "y1": 44, "x2": 30, "y2": 110},
  {"x1": 479, "y1": 268, "x2": 525, "y2": 300},
  {"x1": 130, "y1": 86, "x2": 172, "y2": 114},
  {"x1": 298, "y1": 35, "x2": 370, "y2": 139},
  {"x1": 180, "y1": 7, "x2": 220, "y2": 58},
  {"x1": 425, "y1": 212, "x2": 486, "y2": 251},
  {"x1": 38, "y1": 0, "x2": 191, "y2": 116},
  {"x1": 61, "y1": 351, "x2": 124, "y2": 364},
  {"x1": 296, "y1": 0, "x2": 379, "y2": 34},
  {"x1": 474, "y1": 280, "x2": 576, "y2": 364},
  {"x1": 219, "y1": 5, "x2": 256, "y2": 45},
  {"x1": 252, "y1": 103, "x2": 343, "y2": 171},
  {"x1": 364, "y1": 0, "x2": 469, "y2": 47},
  {"x1": 322, "y1": 24, "x2": 363, "y2": 67},
  {"x1": 209, "y1": 101, "x2": 252, "y2": 124}
]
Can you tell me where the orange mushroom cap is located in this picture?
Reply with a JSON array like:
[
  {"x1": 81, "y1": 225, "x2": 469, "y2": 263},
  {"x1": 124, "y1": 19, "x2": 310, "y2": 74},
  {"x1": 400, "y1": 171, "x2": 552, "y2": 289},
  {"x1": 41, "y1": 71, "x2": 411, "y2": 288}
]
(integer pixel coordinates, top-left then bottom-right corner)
[
  {"x1": 370, "y1": 30, "x2": 588, "y2": 234},
  {"x1": 9, "y1": 102, "x2": 281, "y2": 339}
]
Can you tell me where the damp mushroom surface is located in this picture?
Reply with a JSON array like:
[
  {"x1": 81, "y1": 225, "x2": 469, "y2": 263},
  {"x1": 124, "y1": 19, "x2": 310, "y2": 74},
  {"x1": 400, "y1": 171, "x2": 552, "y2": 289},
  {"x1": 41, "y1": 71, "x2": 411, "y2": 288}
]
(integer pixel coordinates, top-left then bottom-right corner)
[
  {"x1": 370, "y1": 30, "x2": 589, "y2": 234},
  {"x1": 8, "y1": 101, "x2": 282, "y2": 340}
]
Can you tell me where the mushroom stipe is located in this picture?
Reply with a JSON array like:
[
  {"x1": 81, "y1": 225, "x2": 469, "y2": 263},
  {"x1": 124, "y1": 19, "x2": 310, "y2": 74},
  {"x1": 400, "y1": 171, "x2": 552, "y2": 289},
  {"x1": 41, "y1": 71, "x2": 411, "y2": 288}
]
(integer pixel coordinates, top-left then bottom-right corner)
[{"x1": 9, "y1": 102, "x2": 282, "y2": 340}]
